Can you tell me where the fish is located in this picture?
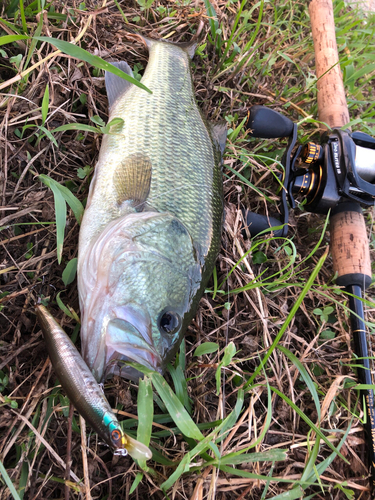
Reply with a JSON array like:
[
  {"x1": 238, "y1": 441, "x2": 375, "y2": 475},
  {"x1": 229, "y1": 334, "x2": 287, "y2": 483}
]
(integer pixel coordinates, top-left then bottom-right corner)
[
  {"x1": 77, "y1": 35, "x2": 226, "y2": 383},
  {"x1": 36, "y1": 304, "x2": 152, "y2": 460}
]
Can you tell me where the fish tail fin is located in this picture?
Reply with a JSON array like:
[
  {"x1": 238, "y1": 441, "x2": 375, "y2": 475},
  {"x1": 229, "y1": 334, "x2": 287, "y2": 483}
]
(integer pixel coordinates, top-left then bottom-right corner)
[{"x1": 123, "y1": 27, "x2": 200, "y2": 60}]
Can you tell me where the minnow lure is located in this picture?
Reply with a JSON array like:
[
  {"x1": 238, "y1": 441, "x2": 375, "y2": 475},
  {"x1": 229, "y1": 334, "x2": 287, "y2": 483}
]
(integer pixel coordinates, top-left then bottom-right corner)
[{"x1": 36, "y1": 304, "x2": 152, "y2": 460}]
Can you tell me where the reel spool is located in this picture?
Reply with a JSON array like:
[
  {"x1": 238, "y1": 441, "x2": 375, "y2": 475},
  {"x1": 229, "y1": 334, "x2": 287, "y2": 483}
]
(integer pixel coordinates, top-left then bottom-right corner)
[{"x1": 243, "y1": 105, "x2": 375, "y2": 237}]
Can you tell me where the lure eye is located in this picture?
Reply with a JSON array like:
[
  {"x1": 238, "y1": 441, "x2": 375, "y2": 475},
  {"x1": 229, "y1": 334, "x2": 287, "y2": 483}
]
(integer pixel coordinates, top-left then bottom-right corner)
[
  {"x1": 158, "y1": 311, "x2": 181, "y2": 335},
  {"x1": 111, "y1": 429, "x2": 123, "y2": 447}
]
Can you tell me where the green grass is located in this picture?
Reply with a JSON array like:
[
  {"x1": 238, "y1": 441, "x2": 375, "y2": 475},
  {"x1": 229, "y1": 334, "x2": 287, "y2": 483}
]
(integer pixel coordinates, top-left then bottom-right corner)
[{"x1": 1, "y1": 0, "x2": 375, "y2": 499}]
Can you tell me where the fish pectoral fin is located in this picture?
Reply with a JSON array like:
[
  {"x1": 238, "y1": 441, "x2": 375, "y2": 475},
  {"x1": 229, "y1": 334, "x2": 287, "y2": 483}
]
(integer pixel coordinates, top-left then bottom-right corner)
[
  {"x1": 208, "y1": 121, "x2": 227, "y2": 159},
  {"x1": 114, "y1": 153, "x2": 152, "y2": 211},
  {"x1": 105, "y1": 61, "x2": 134, "y2": 108}
]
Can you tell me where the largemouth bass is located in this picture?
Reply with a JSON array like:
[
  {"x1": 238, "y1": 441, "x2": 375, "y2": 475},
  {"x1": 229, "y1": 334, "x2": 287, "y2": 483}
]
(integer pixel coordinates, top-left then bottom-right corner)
[{"x1": 78, "y1": 36, "x2": 226, "y2": 382}]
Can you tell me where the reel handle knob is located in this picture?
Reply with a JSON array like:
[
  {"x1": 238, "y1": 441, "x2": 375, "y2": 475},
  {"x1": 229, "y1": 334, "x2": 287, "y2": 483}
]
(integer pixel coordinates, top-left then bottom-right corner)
[
  {"x1": 243, "y1": 211, "x2": 284, "y2": 238},
  {"x1": 246, "y1": 105, "x2": 294, "y2": 138}
]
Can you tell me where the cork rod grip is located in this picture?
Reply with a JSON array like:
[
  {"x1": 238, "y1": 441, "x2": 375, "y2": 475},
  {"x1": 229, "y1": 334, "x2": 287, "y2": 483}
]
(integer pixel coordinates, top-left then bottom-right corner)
[
  {"x1": 330, "y1": 204, "x2": 372, "y2": 289},
  {"x1": 309, "y1": 0, "x2": 350, "y2": 130}
]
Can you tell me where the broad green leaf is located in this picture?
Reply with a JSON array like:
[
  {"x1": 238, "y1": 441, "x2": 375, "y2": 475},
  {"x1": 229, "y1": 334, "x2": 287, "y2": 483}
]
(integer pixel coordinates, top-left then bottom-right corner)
[
  {"x1": 208, "y1": 441, "x2": 221, "y2": 460},
  {"x1": 39, "y1": 176, "x2": 83, "y2": 263},
  {"x1": 62, "y1": 258, "x2": 78, "y2": 286},
  {"x1": 18, "y1": 459, "x2": 28, "y2": 499},
  {"x1": 9, "y1": 54, "x2": 22, "y2": 68},
  {"x1": 101, "y1": 117, "x2": 124, "y2": 135},
  {"x1": 34, "y1": 37, "x2": 151, "y2": 94},
  {"x1": 222, "y1": 341, "x2": 236, "y2": 365},
  {"x1": 90, "y1": 115, "x2": 105, "y2": 127},
  {"x1": 194, "y1": 342, "x2": 219, "y2": 357},
  {"x1": 218, "y1": 388, "x2": 244, "y2": 438},
  {"x1": 25, "y1": 10, "x2": 43, "y2": 69},
  {"x1": 277, "y1": 51, "x2": 294, "y2": 65},
  {"x1": 147, "y1": 446, "x2": 175, "y2": 466},
  {"x1": 253, "y1": 250, "x2": 267, "y2": 264},
  {"x1": 268, "y1": 486, "x2": 305, "y2": 500}
]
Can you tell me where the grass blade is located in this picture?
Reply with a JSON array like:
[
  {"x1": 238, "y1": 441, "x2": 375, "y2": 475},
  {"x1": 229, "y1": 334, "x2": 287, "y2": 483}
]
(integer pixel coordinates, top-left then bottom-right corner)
[
  {"x1": 38, "y1": 175, "x2": 84, "y2": 225},
  {"x1": 18, "y1": 0, "x2": 28, "y2": 34},
  {"x1": 277, "y1": 345, "x2": 321, "y2": 420},
  {"x1": 41, "y1": 84, "x2": 49, "y2": 126},
  {"x1": 62, "y1": 258, "x2": 78, "y2": 286},
  {"x1": 0, "y1": 34, "x2": 29, "y2": 46},
  {"x1": 51, "y1": 123, "x2": 99, "y2": 134},
  {"x1": 50, "y1": 183, "x2": 66, "y2": 264},
  {"x1": 137, "y1": 376, "x2": 153, "y2": 455},
  {"x1": 0, "y1": 460, "x2": 22, "y2": 500},
  {"x1": 245, "y1": 247, "x2": 329, "y2": 389},
  {"x1": 34, "y1": 36, "x2": 151, "y2": 94},
  {"x1": 150, "y1": 371, "x2": 203, "y2": 441},
  {"x1": 270, "y1": 386, "x2": 347, "y2": 463}
]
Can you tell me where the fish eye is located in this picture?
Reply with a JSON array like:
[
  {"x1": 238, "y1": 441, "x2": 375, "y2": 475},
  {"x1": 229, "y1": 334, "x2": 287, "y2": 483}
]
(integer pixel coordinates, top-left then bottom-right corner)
[{"x1": 158, "y1": 311, "x2": 181, "y2": 335}]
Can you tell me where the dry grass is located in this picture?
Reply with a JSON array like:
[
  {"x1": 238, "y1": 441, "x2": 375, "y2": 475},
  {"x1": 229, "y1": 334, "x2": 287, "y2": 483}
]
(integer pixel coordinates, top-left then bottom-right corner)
[{"x1": 1, "y1": 0, "x2": 375, "y2": 499}]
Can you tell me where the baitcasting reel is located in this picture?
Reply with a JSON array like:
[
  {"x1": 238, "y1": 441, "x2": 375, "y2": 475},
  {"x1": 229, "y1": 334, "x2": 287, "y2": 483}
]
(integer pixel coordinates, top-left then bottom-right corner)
[{"x1": 243, "y1": 105, "x2": 375, "y2": 237}]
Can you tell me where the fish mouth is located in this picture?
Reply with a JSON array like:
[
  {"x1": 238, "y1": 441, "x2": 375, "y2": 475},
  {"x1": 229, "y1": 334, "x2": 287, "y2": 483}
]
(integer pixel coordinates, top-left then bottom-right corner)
[{"x1": 104, "y1": 315, "x2": 162, "y2": 381}]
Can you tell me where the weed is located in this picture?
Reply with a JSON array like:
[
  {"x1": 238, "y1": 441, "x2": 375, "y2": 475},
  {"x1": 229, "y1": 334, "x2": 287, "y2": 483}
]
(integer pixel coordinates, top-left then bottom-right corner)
[{"x1": 1, "y1": 0, "x2": 375, "y2": 499}]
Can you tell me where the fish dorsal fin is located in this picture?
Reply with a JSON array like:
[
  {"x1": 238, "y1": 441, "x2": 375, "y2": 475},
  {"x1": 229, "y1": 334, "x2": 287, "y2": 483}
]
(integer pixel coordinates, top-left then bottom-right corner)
[
  {"x1": 208, "y1": 121, "x2": 227, "y2": 158},
  {"x1": 105, "y1": 61, "x2": 134, "y2": 108},
  {"x1": 114, "y1": 153, "x2": 152, "y2": 210}
]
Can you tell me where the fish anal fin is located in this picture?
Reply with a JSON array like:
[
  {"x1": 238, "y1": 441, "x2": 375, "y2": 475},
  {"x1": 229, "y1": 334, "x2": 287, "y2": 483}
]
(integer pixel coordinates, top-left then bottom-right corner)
[
  {"x1": 114, "y1": 153, "x2": 152, "y2": 211},
  {"x1": 105, "y1": 61, "x2": 134, "y2": 108}
]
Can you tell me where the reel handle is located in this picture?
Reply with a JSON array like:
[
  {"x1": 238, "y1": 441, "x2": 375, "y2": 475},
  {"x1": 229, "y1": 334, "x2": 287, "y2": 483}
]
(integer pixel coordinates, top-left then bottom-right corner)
[
  {"x1": 246, "y1": 105, "x2": 294, "y2": 138},
  {"x1": 243, "y1": 211, "x2": 284, "y2": 238}
]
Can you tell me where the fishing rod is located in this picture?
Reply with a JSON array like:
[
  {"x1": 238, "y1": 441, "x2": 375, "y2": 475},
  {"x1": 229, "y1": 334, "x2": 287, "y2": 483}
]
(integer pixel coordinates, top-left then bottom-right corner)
[{"x1": 243, "y1": 0, "x2": 375, "y2": 493}]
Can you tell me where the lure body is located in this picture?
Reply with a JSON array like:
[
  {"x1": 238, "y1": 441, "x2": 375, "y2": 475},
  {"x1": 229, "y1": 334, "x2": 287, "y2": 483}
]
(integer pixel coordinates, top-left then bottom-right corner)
[{"x1": 36, "y1": 304, "x2": 151, "y2": 460}]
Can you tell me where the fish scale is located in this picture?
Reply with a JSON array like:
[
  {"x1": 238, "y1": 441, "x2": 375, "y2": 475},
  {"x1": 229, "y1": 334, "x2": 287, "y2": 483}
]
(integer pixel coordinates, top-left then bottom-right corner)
[{"x1": 78, "y1": 37, "x2": 226, "y2": 382}]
